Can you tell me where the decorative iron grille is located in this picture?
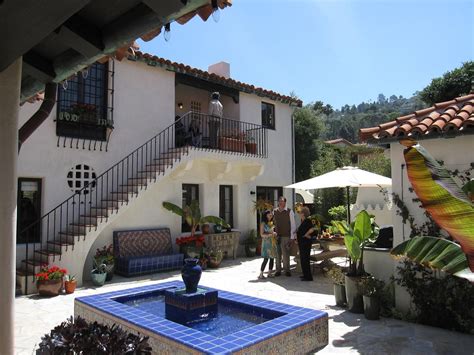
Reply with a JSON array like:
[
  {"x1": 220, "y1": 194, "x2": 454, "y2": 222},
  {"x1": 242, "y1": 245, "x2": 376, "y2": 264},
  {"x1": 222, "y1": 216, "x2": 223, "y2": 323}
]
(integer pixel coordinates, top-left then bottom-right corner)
[{"x1": 56, "y1": 61, "x2": 114, "y2": 141}]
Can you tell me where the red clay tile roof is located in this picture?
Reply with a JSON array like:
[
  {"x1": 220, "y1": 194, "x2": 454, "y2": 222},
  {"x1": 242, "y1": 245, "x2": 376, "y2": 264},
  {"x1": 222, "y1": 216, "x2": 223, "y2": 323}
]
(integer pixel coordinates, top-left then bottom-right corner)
[
  {"x1": 359, "y1": 93, "x2": 474, "y2": 142},
  {"x1": 129, "y1": 51, "x2": 303, "y2": 107},
  {"x1": 324, "y1": 138, "x2": 354, "y2": 146}
]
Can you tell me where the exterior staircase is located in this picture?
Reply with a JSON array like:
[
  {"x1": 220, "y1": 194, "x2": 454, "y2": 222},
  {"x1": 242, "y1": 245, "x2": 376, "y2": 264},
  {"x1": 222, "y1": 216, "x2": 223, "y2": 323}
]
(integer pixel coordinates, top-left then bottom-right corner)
[{"x1": 16, "y1": 112, "x2": 267, "y2": 295}]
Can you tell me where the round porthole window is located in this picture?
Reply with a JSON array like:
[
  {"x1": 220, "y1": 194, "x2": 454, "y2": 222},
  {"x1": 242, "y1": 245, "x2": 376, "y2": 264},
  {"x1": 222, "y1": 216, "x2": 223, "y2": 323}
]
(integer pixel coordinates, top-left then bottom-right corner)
[{"x1": 67, "y1": 164, "x2": 97, "y2": 194}]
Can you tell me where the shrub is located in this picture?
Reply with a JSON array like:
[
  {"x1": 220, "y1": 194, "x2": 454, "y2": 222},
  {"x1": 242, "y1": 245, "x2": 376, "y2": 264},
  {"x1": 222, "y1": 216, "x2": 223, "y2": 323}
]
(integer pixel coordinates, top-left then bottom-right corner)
[
  {"x1": 37, "y1": 316, "x2": 152, "y2": 354},
  {"x1": 394, "y1": 260, "x2": 474, "y2": 334},
  {"x1": 328, "y1": 205, "x2": 347, "y2": 221}
]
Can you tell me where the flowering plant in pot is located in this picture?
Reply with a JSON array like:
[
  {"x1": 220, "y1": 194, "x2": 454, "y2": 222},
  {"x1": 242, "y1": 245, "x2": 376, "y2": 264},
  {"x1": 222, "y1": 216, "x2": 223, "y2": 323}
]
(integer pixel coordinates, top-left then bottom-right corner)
[
  {"x1": 64, "y1": 274, "x2": 77, "y2": 294},
  {"x1": 36, "y1": 265, "x2": 67, "y2": 297},
  {"x1": 94, "y1": 244, "x2": 114, "y2": 281},
  {"x1": 324, "y1": 266, "x2": 346, "y2": 307}
]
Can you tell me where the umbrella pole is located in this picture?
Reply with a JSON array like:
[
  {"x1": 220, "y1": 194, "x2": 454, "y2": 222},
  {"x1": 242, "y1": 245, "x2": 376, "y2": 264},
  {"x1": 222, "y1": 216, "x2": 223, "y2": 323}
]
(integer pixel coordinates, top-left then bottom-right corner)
[{"x1": 346, "y1": 186, "x2": 351, "y2": 224}]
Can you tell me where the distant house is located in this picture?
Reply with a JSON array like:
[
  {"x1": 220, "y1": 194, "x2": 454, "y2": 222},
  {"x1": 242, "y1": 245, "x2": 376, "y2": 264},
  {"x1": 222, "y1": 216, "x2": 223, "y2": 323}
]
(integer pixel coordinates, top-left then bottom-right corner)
[
  {"x1": 16, "y1": 51, "x2": 302, "y2": 293},
  {"x1": 359, "y1": 93, "x2": 474, "y2": 310}
]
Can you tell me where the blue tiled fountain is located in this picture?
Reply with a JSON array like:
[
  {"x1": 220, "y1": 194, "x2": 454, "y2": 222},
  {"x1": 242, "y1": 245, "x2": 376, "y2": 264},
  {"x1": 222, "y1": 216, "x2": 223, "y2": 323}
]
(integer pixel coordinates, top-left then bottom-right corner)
[{"x1": 75, "y1": 280, "x2": 328, "y2": 354}]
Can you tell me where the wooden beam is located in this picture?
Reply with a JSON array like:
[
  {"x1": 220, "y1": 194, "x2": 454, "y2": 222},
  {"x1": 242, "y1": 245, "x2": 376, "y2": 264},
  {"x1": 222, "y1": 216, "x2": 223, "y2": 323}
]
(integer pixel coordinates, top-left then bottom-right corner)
[
  {"x1": 142, "y1": 0, "x2": 183, "y2": 22},
  {"x1": 0, "y1": 0, "x2": 90, "y2": 72},
  {"x1": 22, "y1": 51, "x2": 56, "y2": 83},
  {"x1": 54, "y1": 14, "x2": 104, "y2": 58}
]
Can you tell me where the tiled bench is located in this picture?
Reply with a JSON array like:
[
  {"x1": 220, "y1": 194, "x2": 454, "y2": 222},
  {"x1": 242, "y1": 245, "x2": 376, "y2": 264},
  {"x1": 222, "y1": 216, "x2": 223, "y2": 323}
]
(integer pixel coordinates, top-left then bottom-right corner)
[{"x1": 113, "y1": 228, "x2": 184, "y2": 277}]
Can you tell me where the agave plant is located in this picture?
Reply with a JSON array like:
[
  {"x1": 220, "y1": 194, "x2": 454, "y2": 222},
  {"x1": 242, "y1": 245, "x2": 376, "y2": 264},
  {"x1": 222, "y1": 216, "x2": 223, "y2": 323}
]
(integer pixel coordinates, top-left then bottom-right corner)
[
  {"x1": 390, "y1": 141, "x2": 474, "y2": 282},
  {"x1": 162, "y1": 200, "x2": 229, "y2": 237}
]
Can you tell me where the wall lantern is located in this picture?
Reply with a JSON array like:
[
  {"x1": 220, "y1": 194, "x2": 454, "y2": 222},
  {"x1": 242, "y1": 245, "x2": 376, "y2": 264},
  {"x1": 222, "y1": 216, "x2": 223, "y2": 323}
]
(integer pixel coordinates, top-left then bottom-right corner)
[
  {"x1": 164, "y1": 23, "x2": 171, "y2": 42},
  {"x1": 177, "y1": 102, "x2": 183, "y2": 109},
  {"x1": 250, "y1": 191, "x2": 256, "y2": 195}
]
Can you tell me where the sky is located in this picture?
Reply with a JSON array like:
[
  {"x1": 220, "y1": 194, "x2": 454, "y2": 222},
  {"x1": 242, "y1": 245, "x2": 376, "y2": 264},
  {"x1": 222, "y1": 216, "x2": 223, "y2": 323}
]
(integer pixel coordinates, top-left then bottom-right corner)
[{"x1": 138, "y1": 0, "x2": 474, "y2": 109}]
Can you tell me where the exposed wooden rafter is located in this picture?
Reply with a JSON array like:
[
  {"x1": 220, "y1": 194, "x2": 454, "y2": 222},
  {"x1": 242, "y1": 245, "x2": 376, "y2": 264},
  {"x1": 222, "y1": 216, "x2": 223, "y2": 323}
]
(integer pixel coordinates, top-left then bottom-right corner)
[
  {"x1": 54, "y1": 15, "x2": 104, "y2": 58},
  {"x1": 22, "y1": 51, "x2": 56, "y2": 83}
]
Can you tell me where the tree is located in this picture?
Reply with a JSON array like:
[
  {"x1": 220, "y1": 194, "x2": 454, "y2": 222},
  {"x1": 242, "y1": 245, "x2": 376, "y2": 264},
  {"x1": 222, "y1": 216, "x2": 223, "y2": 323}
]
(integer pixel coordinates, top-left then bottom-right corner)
[
  {"x1": 357, "y1": 150, "x2": 391, "y2": 177},
  {"x1": 294, "y1": 106, "x2": 324, "y2": 182},
  {"x1": 419, "y1": 61, "x2": 473, "y2": 105}
]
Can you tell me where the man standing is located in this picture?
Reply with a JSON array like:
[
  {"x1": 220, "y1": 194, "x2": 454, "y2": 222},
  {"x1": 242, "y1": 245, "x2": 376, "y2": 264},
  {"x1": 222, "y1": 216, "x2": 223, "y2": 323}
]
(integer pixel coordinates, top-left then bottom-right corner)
[
  {"x1": 208, "y1": 92, "x2": 223, "y2": 149},
  {"x1": 273, "y1": 196, "x2": 296, "y2": 276}
]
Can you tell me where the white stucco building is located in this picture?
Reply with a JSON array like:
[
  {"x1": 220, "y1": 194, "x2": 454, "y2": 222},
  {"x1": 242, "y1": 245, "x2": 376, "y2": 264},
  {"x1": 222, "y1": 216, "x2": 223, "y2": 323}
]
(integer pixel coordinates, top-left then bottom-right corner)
[
  {"x1": 16, "y1": 51, "x2": 302, "y2": 293},
  {"x1": 360, "y1": 93, "x2": 474, "y2": 310}
]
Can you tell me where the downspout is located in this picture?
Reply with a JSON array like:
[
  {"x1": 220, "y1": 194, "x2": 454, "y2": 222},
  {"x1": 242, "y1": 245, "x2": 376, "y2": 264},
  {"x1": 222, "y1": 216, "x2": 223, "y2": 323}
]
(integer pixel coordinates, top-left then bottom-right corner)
[{"x1": 18, "y1": 82, "x2": 57, "y2": 152}]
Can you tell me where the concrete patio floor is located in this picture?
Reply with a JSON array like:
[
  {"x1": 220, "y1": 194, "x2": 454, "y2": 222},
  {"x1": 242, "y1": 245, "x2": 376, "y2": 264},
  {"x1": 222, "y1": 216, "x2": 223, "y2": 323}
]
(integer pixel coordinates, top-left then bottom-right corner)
[{"x1": 15, "y1": 257, "x2": 474, "y2": 355}]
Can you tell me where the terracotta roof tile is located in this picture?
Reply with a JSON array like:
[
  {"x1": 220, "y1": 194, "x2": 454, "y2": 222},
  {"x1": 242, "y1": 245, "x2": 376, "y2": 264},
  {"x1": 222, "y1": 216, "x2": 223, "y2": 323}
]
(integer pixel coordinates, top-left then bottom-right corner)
[
  {"x1": 128, "y1": 51, "x2": 302, "y2": 107},
  {"x1": 359, "y1": 93, "x2": 474, "y2": 142}
]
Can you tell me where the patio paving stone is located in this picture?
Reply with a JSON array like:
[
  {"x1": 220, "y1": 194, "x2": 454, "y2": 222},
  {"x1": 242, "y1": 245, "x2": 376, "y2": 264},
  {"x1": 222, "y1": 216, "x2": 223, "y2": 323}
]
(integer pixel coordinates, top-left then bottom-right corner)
[{"x1": 14, "y1": 257, "x2": 474, "y2": 355}]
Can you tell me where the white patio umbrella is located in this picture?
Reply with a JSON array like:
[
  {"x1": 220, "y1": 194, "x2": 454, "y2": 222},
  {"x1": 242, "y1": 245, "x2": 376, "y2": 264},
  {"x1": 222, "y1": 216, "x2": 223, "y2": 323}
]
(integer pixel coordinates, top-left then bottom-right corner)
[{"x1": 286, "y1": 166, "x2": 392, "y2": 223}]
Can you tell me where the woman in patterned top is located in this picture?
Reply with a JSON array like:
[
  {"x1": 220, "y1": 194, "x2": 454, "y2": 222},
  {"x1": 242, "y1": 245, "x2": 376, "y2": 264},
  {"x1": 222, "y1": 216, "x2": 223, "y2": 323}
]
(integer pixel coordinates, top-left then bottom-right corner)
[{"x1": 258, "y1": 210, "x2": 278, "y2": 279}]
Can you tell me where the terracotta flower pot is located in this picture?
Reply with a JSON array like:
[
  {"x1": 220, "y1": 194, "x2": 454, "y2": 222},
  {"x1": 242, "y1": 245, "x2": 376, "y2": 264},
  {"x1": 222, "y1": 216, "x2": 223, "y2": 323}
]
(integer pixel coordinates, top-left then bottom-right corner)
[
  {"x1": 64, "y1": 280, "x2": 77, "y2": 294},
  {"x1": 37, "y1": 279, "x2": 63, "y2": 297}
]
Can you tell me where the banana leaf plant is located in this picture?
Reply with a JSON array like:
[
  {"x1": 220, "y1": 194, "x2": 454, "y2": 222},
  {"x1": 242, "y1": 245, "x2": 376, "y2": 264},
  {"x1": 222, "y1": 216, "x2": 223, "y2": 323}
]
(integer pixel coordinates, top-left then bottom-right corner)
[
  {"x1": 390, "y1": 141, "x2": 474, "y2": 281},
  {"x1": 163, "y1": 200, "x2": 230, "y2": 237},
  {"x1": 333, "y1": 210, "x2": 378, "y2": 277}
]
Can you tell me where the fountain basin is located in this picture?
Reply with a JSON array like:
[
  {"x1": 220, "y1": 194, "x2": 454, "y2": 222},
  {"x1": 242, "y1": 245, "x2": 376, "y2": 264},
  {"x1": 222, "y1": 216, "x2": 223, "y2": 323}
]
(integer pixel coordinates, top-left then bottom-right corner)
[{"x1": 75, "y1": 281, "x2": 328, "y2": 354}]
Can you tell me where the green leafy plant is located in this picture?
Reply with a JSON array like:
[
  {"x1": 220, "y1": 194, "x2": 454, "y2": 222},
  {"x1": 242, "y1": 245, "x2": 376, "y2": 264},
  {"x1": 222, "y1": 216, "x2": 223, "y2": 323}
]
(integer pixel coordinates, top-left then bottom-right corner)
[
  {"x1": 64, "y1": 274, "x2": 76, "y2": 282},
  {"x1": 37, "y1": 316, "x2": 152, "y2": 354},
  {"x1": 394, "y1": 260, "x2": 474, "y2": 334},
  {"x1": 94, "y1": 244, "x2": 114, "y2": 265},
  {"x1": 391, "y1": 236, "x2": 469, "y2": 277},
  {"x1": 328, "y1": 205, "x2": 347, "y2": 221},
  {"x1": 163, "y1": 200, "x2": 229, "y2": 237},
  {"x1": 359, "y1": 275, "x2": 385, "y2": 297},
  {"x1": 333, "y1": 210, "x2": 378, "y2": 276}
]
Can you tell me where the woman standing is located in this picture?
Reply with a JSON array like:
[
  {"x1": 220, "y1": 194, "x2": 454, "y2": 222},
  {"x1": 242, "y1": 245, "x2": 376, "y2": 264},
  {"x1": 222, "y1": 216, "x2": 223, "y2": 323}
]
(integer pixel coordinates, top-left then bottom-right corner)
[
  {"x1": 258, "y1": 210, "x2": 277, "y2": 279},
  {"x1": 297, "y1": 207, "x2": 317, "y2": 281}
]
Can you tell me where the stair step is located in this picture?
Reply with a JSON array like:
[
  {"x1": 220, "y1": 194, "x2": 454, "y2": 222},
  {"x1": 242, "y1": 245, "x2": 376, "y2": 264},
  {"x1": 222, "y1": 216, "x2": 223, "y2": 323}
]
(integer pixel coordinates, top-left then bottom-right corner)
[
  {"x1": 80, "y1": 214, "x2": 108, "y2": 219},
  {"x1": 70, "y1": 223, "x2": 97, "y2": 228},
  {"x1": 48, "y1": 239, "x2": 75, "y2": 246},
  {"x1": 58, "y1": 231, "x2": 84, "y2": 238},
  {"x1": 153, "y1": 157, "x2": 174, "y2": 164},
  {"x1": 35, "y1": 249, "x2": 61, "y2": 257},
  {"x1": 22, "y1": 259, "x2": 45, "y2": 267}
]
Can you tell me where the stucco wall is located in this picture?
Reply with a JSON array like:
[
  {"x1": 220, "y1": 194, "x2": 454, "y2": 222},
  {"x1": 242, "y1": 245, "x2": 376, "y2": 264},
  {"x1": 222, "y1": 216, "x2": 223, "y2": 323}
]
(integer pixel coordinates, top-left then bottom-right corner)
[{"x1": 16, "y1": 59, "x2": 296, "y2": 274}]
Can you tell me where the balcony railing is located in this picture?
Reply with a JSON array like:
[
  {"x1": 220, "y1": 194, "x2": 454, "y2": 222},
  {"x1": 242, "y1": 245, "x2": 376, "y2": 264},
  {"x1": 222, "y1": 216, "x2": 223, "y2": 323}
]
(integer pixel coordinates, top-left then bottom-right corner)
[{"x1": 175, "y1": 112, "x2": 267, "y2": 157}]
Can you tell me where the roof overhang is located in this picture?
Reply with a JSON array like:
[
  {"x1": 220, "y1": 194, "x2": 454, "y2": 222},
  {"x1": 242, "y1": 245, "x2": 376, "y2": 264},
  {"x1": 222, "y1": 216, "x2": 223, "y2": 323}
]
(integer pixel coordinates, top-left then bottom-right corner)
[{"x1": 0, "y1": 0, "x2": 232, "y2": 102}]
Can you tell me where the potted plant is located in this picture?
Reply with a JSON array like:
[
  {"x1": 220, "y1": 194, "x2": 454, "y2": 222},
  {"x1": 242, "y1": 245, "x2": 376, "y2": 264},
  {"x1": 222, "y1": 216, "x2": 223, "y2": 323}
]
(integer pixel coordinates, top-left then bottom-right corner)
[
  {"x1": 242, "y1": 229, "x2": 258, "y2": 257},
  {"x1": 208, "y1": 249, "x2": 223, "y2": 268},
  {"x1": 91, "y1": 262, "x2": 107, "y2": 287},
  {"x1": 176, "y1": 234, "x2": 205, "y2": 257},
  {"x1": 325, "y1": 266, "x2": 346, "y2": 307},
  {"x1": 163, "y1": 200, "x2": 229, "y2": 238},
  {"x1": 360, "y1": 275, "x2": 385, "y2": 320},
  {"x1": 333, "y1": 210, "x2": 378, "y2": 313},
  {"x1": 94, "y1": 244, "x2": 115, "y2": 281},
  {"x1": 245, "y1": 136, "x2": 257, "y2": 154},
  {"x1": 64, "y1": 274, "x2": 77, "y2": 294},
  {"x1": 36, "y1": 265, "x2": 67, "y2": 297}
]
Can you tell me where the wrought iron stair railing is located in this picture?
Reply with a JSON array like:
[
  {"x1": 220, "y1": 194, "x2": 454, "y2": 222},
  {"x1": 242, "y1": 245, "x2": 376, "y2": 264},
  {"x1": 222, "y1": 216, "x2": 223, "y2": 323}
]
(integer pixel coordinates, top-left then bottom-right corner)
[{"x1": 18, "y1": 112, "x2": 267, "y2": 293}]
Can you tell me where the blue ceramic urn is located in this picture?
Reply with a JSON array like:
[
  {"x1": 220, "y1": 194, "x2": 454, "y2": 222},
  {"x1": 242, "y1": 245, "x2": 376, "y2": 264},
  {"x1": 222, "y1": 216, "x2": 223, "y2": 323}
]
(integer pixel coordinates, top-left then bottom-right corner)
[{"x1": 181, "y1": 258, "x2": 202, "y2": 293}]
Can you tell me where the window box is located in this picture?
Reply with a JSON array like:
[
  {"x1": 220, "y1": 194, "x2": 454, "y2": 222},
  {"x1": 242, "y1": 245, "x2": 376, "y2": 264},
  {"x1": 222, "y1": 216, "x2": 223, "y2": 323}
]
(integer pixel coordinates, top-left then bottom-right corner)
[{"x1": 219, "y1": 137, "x2": 245, "y2": 153}]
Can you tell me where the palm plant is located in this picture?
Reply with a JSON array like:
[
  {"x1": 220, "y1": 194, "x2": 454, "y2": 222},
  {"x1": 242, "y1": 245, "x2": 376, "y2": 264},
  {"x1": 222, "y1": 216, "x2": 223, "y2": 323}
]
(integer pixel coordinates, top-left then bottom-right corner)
[{"x1": 162, "y1": 200, "x2": 229, "y2": 237}]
